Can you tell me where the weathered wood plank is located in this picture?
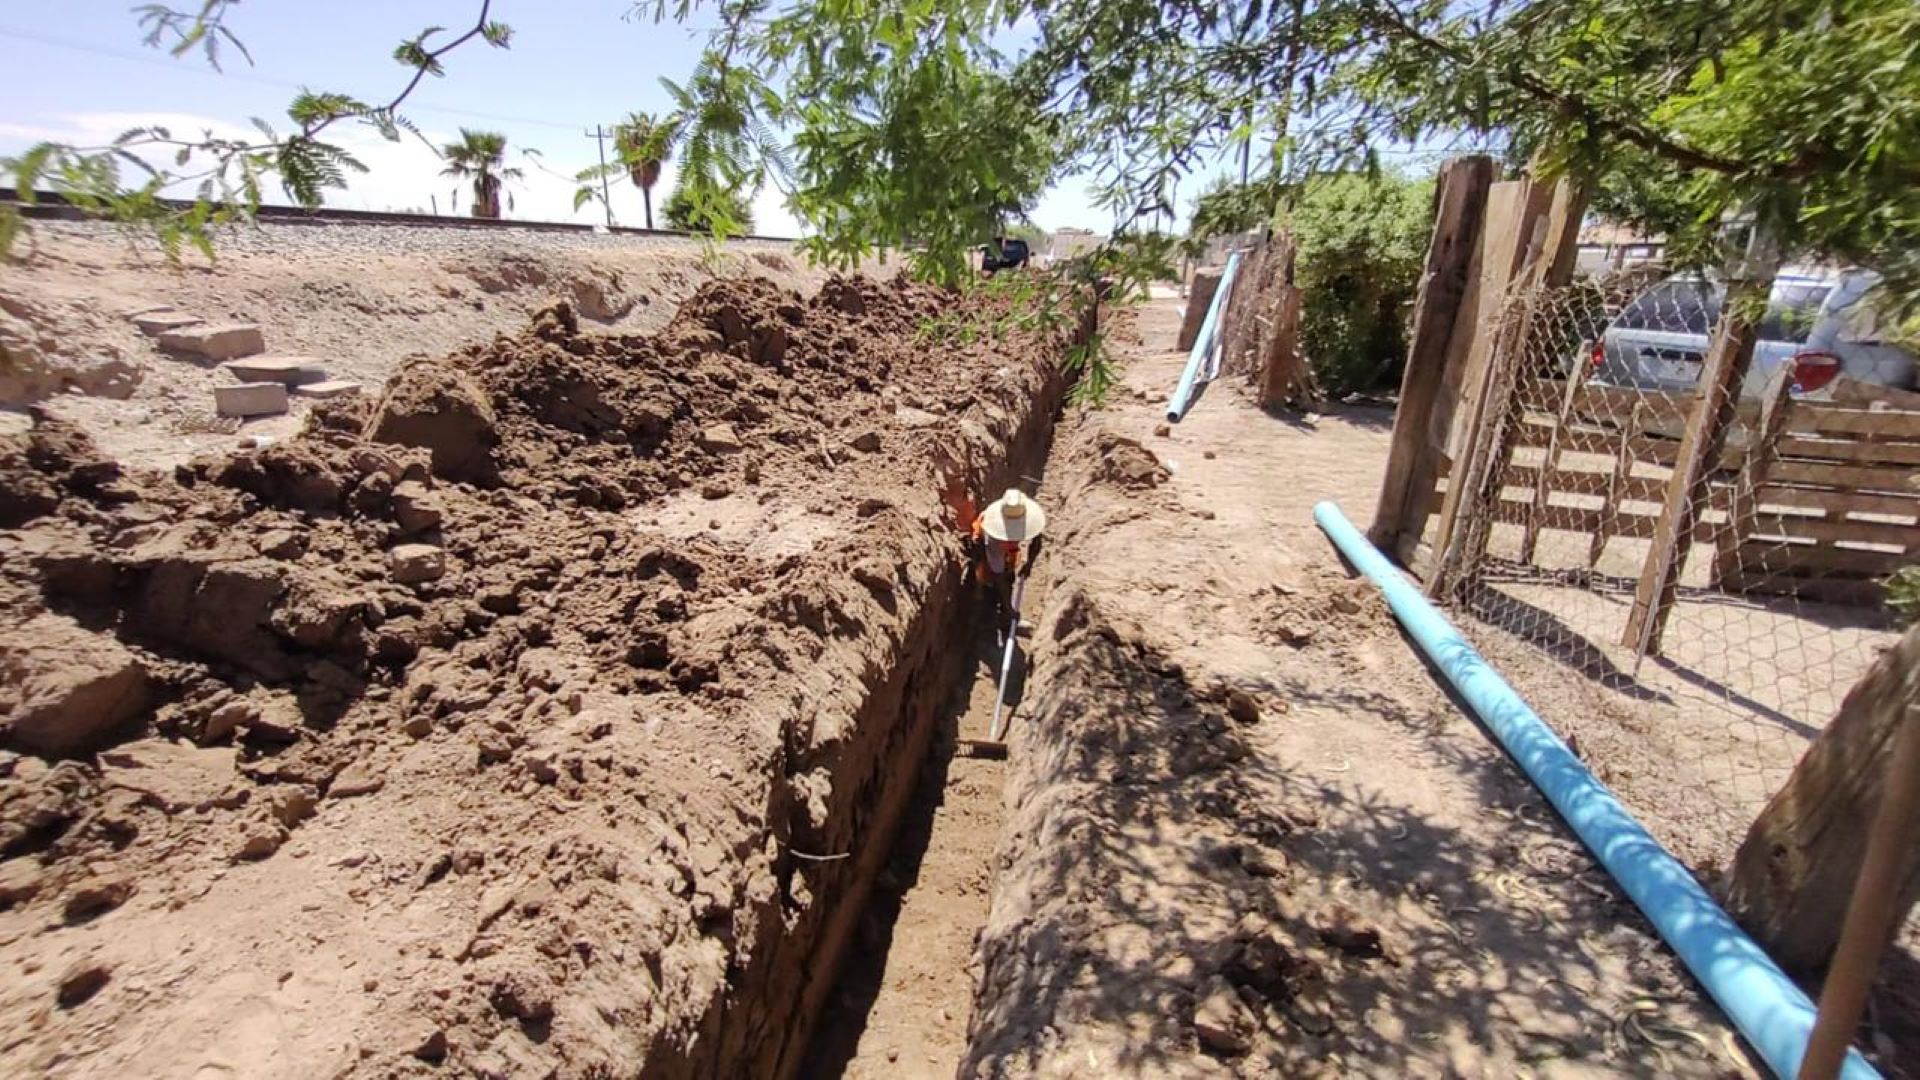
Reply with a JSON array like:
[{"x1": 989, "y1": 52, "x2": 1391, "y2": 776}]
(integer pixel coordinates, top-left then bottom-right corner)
[
  {"x1": 1776, "y1": 436, "x2": 1920, "y2": 467},
  {"x1": 1754, "y1": 485, "x2": 1920, "y2": 517},
  {"x1": 1769, "y1": 460, "x2": 1920, "y2": 493},
  {"x1": 1499, "y1": 463, "x2": 1668, "y2": 503},
  {"x1": 1786, "y1": 405, "x2": 1920, "y2": 441},
  {"x1": 1718, "y1": 572, "x2": 1892, "y2": 606},
  {"x1": 1731, "y1": 542, "x2": 1911, "y2": 576},
  {"x1": 1747, "y1": 515, "x2": 1920, "y2": 548},
  {"x1": 1371, "y1": 156, "x2": 1494, "y2": 557}
]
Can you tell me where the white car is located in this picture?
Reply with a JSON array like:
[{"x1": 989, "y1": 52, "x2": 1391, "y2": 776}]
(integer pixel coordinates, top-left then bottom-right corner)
[{"x1": 1590, "y1": 268, "x2": 1915, "y2": 399}]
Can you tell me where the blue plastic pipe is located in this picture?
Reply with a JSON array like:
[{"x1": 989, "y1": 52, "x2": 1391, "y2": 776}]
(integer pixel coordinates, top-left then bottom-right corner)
[
  {"x1": 1312, "y1": 501, "x2": 1878, "y2": 1080},
  {"x1": 1167, "y1": 250, "x2": 1242, "y2": 423}
]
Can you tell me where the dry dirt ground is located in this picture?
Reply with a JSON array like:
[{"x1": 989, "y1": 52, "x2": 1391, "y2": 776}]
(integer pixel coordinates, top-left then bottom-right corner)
[
  {"x1": 4, "y1": 217, "x2": 1912, "y2": 1080},
  {"x1": 1, "y1": 221, "x2": 834, "y2": 469},
  {"x1": 960, "y1": 296, "x2": 1824, "y2": 1078},
  {"x1": 0, "y1": 251, "x2": 1074, "y2": 1078}
]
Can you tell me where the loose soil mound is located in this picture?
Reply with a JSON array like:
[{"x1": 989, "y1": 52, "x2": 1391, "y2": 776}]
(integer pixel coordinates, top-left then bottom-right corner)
[{"x1": 0, "y1": 274, "x2": 1073, "y2": 1077}]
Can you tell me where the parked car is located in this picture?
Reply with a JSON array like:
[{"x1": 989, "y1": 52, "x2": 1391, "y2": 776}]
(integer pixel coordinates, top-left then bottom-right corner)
[
  {"x1": 1590, "y1": 267, "x2": 1916, "y2": 400},
  {"x1": 980, "y1": 237, "x2": 1031, "y2": 275}
]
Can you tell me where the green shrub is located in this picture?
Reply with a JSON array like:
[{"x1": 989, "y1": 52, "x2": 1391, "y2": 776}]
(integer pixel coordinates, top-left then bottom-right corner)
[
  {"x1": 1283, "y1": 172, "x2": 1434, "y2": 396},
  {"x1": 1887, "y1": 565, "x2": 1920, "y2": 627}
]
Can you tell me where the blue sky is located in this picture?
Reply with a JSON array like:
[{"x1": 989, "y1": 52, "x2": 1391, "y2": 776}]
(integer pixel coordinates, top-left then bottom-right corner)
[
  {"x1": 0, "y1": 1, "x2": 1169, "y2": 236},
  {"x1": 0, "y1": 3, "x2": 1454, "y2": 237}
]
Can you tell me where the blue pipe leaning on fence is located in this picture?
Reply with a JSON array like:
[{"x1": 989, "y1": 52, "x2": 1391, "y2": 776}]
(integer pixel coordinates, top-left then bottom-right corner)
[
  {"x1": 1311, "y1": 501, "x2": 1878, "y2": 1080},
  {"x1": 1167, "y1": 250, "x2": 1242, "y2": 423}
]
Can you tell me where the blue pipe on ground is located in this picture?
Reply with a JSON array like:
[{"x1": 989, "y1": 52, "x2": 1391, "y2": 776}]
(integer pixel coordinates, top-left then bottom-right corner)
[
  {"x1": 1167, "y1": 250, "x2": 1242, "y2": 423},
  {"x1": 1312, "y1": 500, "x2": 1877, "y2": 1080}
]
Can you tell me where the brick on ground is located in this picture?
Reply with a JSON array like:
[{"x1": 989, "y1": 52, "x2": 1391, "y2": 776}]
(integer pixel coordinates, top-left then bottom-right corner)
[
  {"x1": 215, "y1": 382, "x2": 289, "y2": 418},
  {"x1": 224, "y1": 356, "x2": 324, "y2": 385},
  {"x1": 133, "y1": 312, "x2": 203, "y2": 336},
  {"x1": 291, "y1": 379, "x2": 363, "y2": 400},
  {"x1": 159, "y1": 323, "x2": 265, "y2": 360}
]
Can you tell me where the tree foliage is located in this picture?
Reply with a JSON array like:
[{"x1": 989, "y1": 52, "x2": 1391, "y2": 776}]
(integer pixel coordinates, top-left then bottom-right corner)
[
  {"x1": 1, "y1": 1, "x2": 512, "y2": 260},
  {"x1": 662, "y1": 181, "x2": 754, "y2": 234}
]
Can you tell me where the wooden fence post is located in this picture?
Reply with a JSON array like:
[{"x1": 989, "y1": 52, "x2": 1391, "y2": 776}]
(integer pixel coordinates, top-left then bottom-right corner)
[
  {"x1": 1797, "y1": 660, "x2": 1920, "y2": 1080},
  {"x1": 1712, "y1": 362, "x2": 1795, "y2": 587},
  {"x1": 1624, "y1": 217, "x2": 1785, "y2": 654},
  {"x1": 1369, "y1": 155, "x2": 1494, "y2": 556},
  {"x1": 1725, "y1": 624, "x2": 1920, "y2": 979},
  {"x1": 1255, "y1": 235, "x2": 1306, "y2": 410},
  {"x1": 1425, "y1": 175, "x2": 1587, "y2": 598}
]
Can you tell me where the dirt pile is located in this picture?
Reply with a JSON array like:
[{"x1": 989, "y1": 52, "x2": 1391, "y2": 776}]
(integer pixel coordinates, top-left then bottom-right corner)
[{"x1": 0, "y1": 273, "x2": 1076, "y2": 1077}]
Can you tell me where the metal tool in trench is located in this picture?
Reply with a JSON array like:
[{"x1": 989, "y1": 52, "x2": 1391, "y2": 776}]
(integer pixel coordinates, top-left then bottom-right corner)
[{"x1": 987, "y1": 576, "x2": 1027, "y2": 743}]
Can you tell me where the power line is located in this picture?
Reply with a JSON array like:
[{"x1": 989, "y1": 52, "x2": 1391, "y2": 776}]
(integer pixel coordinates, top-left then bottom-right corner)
[{"x1": 0, "y1": 24, "x2": 586, "y2": 133}]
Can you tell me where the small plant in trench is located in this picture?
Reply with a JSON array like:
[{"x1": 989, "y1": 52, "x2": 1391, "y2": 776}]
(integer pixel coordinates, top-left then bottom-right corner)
[{"x1": 1887, "y1": 566, "x2": 1920, "y2": 628}]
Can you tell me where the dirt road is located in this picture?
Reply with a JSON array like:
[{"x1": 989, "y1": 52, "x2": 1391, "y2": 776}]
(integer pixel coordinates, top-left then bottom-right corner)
[{"x1": 966, "y1": 296, "x2": 1747, "y2": 1077}]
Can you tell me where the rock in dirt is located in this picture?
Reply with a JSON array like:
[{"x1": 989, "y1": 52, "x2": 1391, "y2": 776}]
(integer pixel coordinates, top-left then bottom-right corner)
[
  {"x1": 158, "y1": 323, "x2": 265, "y2": 360},
  {"x1": 1225, "y1": 689, "x2": 1261, "y2": 724},
  {"x1": 0, "y1": 860, "x2": 46, "y2": 906},
  {"x1": 1317, "y1": 903, "x2": 1385, "y2": 957},
  {"x1": 367, "y1": 361, "x2": 500, "y2": 483},
  {"x1": 698, "y1": 422, "x2": 743, "y2": 453},
  {"x1": 849, "y1": 430, "x2": 882, "y2": 453},
  {"x1": 406, "y1": 1020, "x2": 450, "y2": 1062},
  {"x1": 99, "y1": 740, "x2": 241, "y2": 813},
  {"x1": 329, "y1": 760, "x2": 385, "y2": 798},
  {"x1": 56, "y1": 958, "x2": 111, "y2": 1008},
  {"x1": 63, "y1": 873, "x2": 135, "y2": 923},
  {"x1": 1193, "y1": 976, "x2": 1256, "y2": 1056},
  {"x1": 1232, "y1": 927, "x2": 1297, "y2": 991},
  {"x1": 233, "y1": 826, "x2": 286, "y2": 861},
  {"x1": 1094, "y1": 434, "x2": 1169, "y2": 490},
  {"x1": 388, "y1": 544, "x2": 446, "y2": 585},
  {"x1": 1153, "y1": 423, "x2": 1171, "y2": 437},
  {"x1": 388, "y1": 480, "x2": 445, "y2": 535},
  {"x1": 0, "y1": 613, "x2": 151, "y2": 756}
]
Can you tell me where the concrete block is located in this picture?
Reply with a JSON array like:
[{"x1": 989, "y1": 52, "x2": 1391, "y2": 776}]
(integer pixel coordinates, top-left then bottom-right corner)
[
  {"x1": 291, "y1": 379, "x2": 363, "y2": 399},
  {"x1": 159, "y1": 323, "x2": 265, "y2": 360},
  {"x1": 133, "y1": 312, "x2": 203, "y2": 336},
  {"x1": 215, "y1": 382, "x2": 289, "y2": 418},
  {"x1": 224, "y1": 356, "x2": 324, "y2": 385}
]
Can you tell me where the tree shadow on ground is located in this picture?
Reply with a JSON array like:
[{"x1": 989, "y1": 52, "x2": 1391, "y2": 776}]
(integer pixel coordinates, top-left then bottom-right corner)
[
  {"x1": 1456, "y1": 578, "x2": 1672, "y2": 703},
  {"x1": 964, "y1": 593, "x2": 1726, "y2": 1077}
]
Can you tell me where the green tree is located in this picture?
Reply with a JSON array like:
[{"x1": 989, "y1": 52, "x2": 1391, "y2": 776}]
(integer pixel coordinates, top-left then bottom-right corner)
[
  {"x1": 440, "y1": 129, "x2": 518, "y2": 219},
  {"x1": 662, "y1": 181, "x2": 754, "y2": 234},
  {"x1": 613, "y1": 111, "x2": 679, "y2": 229}
]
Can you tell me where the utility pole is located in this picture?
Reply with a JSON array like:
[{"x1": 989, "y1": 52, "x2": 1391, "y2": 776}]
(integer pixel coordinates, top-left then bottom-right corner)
[{"x1": 583, "y1": 125, "x2": 615, "y2": 228}]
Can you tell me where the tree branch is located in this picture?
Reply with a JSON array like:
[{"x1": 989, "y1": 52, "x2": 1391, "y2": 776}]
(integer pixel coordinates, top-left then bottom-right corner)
[{"x1": 1363, "y1": 0, "x2": 1751, "y2": 177}]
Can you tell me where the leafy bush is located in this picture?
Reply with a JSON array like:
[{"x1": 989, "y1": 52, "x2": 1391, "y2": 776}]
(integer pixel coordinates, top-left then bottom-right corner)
[
  {"x1": 1283, "y1": 172, "x2": 1434, "y2": 395},
  {"x1": 1887, "y1": 566, "x2": 1920, "y2": 628},
  {"x1": 1184, "y1": 171, "x2": 1434, "y2": 396},
  {"x1": 663, "y1": 184, "x2": 755, "y2": 235}
]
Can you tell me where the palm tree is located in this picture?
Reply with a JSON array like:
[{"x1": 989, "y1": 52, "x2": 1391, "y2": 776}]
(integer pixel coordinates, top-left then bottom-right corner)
[
  {"x1": 440, "y1": 129, "x2": 521, "y2": 220},
  {"x1": 614, "y1": 112, "x2": 678, "y2": 230}
]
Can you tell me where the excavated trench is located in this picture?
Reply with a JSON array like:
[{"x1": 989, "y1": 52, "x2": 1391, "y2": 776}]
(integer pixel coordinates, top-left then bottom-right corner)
[
  {"x1": 758, "y1": 352, "x2": 1068, "y2": 1079},
  {"x1": 0, "y1": 276, "x2": 1081, "y2": 1079}
]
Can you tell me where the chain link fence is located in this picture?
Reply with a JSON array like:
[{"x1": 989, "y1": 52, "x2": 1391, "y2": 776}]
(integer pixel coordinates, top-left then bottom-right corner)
[{"x1": 1429, "y1": 266, "x2": 1919, "y2": 874}]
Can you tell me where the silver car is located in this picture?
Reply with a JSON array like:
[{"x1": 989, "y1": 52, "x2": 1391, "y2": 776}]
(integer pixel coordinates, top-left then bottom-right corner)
[{"x1": 1591, "y1": 268, "x2": 1916, "y2": 399}]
